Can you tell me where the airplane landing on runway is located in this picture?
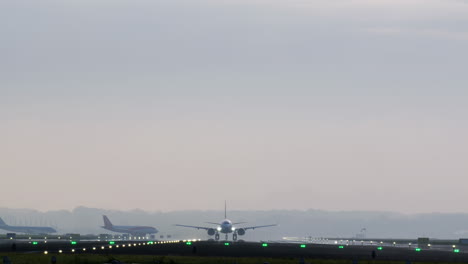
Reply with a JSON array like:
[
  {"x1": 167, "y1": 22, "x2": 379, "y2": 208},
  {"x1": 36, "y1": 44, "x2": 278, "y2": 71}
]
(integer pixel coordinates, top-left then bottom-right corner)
[{"x1": 175, "y1": 202, "x2": 276, "y2": 241}]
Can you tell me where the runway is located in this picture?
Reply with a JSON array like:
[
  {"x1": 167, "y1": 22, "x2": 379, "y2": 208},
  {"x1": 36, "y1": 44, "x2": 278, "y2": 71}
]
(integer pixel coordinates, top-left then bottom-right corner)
[{"x1": 2, "y1": 239, "x2": 468, "y2": 262}]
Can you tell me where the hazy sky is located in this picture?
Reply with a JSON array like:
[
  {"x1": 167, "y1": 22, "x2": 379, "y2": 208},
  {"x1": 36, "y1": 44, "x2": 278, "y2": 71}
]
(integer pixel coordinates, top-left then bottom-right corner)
[{"x1": 1, "y1": 0, "x2": 467, "y2": 213}]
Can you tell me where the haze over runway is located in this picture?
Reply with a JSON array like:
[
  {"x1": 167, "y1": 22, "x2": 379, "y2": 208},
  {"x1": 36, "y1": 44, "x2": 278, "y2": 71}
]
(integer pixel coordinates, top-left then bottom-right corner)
[{"x1": 1, "y1": 0, "x2": 467, "y2": 213}]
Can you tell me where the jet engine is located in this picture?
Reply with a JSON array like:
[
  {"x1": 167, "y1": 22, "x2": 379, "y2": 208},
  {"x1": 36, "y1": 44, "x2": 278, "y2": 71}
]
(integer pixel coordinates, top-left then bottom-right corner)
[
  {"x1": 237, "y1": 228, "x2": 246, "y2": 236},
  {"x1": 207, "y1": 228, "x2": 216, "y2": 236}
]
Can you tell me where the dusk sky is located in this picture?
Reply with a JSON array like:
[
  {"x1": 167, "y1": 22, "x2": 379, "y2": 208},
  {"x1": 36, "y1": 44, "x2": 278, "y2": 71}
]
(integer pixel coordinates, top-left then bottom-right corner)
[{"x1": 1, "y1": 0, "x2": 467, "y2": 213}]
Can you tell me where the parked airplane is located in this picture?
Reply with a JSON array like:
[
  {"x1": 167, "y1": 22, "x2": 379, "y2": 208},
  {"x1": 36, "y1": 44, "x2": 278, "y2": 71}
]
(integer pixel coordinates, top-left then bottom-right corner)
[
  {"x1": 175, "y1": 202, "x2": 276, "y2": 241},
  {"x1": 0, "y1": 217, "x2": 56, "y2": 234},
  {"x1": 101, "y1": 215, "x2": 158, "y2": 236}
]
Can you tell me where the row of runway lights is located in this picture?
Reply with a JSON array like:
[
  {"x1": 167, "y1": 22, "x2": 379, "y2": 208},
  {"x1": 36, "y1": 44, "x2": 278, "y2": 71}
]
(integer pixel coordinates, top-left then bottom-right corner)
[
  {"x1": 288, "y1": 238, "x2": 458, "y2": 248},
  {"x1": 19, "y1": 236, "x2": 155, "y2": 242},
  {"x1": 31, "y1": 238, "x2": 454, "y2": 249},
  {"x1": 323, "y1": 239, "x2": 464, "y2": 252},
  {"x1": 42, "y1": 240, "x2": 187, "y2": 255},
  {"x1": 39, "y1": 240, "x2": 463, "y2": 255}
]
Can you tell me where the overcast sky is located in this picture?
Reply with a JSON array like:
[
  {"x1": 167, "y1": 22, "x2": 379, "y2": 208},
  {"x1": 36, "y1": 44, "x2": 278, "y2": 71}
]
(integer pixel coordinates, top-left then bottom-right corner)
[{"x1": 1, "y1": 0, "x2": 467, "y2": 213}]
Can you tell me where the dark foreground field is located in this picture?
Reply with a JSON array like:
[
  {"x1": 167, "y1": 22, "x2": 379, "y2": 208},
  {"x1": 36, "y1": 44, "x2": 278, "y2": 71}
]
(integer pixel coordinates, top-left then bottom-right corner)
[
  {"x1": 0, "y1": 254, "x2": 460, "y2": 264},
  {"x1": 2, "y1": 240, "x2": 468, "y2": 263}
]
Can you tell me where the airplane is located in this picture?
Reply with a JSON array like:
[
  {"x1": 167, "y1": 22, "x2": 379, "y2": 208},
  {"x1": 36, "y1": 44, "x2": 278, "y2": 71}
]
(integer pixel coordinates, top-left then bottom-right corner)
[
  {"x1": 0, "y1": 217, "x2": 56, "y2": 234},
  {"x1": 101, "y1": 215, "x2": 158, "y2": 237},
  {"x1": 175, "y1": 202, "x2": 277, "y2": 241}
]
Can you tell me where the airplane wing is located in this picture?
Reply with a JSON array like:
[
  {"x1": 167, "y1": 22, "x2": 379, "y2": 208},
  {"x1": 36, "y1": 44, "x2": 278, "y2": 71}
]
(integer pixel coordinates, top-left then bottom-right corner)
[
  {"x1": 206, "y1": 221, "x2": 247, "y2": 225},
  {"x1": 204, "y1": 222, "x2": 220, "y2": 225},
  {"x1": 232, "y1": 222, "x2": 248, "y2": 225},
  {"x1": 240, "y1": 224, "x2": 277, "y2": 230},
  {"x1": 175, "y1": 224, "x2": 213, "y2": 230}
]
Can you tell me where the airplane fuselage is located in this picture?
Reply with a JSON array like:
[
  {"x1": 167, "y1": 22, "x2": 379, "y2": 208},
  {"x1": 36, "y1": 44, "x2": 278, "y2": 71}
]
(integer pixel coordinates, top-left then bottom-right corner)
[
  {"x1": 218, "y1": 219, "x2": 234, "y2": 234},
  {"x1": 101, "y1": 225, "x2": 157, "y2": 236}
]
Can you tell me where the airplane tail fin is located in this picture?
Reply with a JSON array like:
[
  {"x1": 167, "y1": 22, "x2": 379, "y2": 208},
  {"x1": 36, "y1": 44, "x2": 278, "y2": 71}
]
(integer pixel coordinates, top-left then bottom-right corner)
[
  {"x1": 0, "y1": 217, "x2": 6, "y2": 226},
  {"x1": 224, "y1": 200, "x2": 227, "y2": 219},
  {"x1": 103, "y1": 215, "x2": 113, "y2": 228}
]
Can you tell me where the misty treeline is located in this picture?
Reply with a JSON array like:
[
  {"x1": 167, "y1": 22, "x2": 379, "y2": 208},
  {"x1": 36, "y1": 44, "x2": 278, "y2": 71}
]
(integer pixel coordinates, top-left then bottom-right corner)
[{"x1": 1, "y1": 207, "x2": 468, "y2": 240}]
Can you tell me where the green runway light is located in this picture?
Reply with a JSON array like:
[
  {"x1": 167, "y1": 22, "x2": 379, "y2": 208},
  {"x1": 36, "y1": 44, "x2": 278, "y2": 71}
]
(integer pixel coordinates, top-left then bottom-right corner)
[
  {"x1": 32, "y1": 242, "x2": 38, "y2": 245},
  {"x1": 147, "y1": 241, "x2": 154, "y2": 244},
  {"x1": 454, "y1": 249, "x2": 460, "y2": 253},
  {"x1": 338, "y1": 245, "x2": 344, "y2": 249},
  {"x1": 224, "y1": 242, "x2": 230, "y2": 246},
  {"x1": 377, "y1": 247, "x2": 383, "y2": 250},
  {"x1": 186, "y1": 242, "x2": 192, "y2": 245},
  {"x1": 109, "y1": 241, "x2": 115, "y2": 245},
  {"x1": 70, "y1": 241, "x2": 77, "y2": 245},
  {"x1": 415, "y1": 248, "x2": 421, "y2": 252},
  {"x1": 300, "y1": 244, "x2": 306, "y2": 248},
  {"x1": 262, "y1": 243, "x2": 268, "y2": 247}
]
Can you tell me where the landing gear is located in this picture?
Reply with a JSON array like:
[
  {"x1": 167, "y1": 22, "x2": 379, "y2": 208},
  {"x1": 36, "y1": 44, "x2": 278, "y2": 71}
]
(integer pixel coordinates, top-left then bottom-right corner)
[
  {"x1": 233, "y1": 233, "x2": 238, "y2": 241},
  {"x1": 215, "y1": 233, "x2": 220, "y2": 241},
  {"x1": 225, "y1": 234, "x2": 228, "y2": 241}
]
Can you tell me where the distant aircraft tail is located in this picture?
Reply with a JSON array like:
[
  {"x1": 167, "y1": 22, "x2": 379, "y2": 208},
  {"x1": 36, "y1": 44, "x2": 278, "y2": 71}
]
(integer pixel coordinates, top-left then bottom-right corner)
[
  {"x1": 0, "y1": 217, "x2": 6, "y2": 226},
  {"x1": 103, "y1": 215, "x2": 113, "y2": 228}
]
